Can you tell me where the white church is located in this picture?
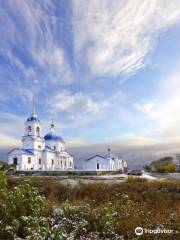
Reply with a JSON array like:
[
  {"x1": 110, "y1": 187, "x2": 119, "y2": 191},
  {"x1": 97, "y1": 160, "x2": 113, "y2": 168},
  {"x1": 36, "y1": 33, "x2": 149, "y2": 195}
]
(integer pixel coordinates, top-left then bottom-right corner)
[
  {"x1": 8, "y1": 99, "x2": 74, "y2": 170},
  {"x1": 7, "y1": 98, "x2": 127, "y2": 172},
  {"x1": 82, "y1": 149, "x2": 128, "y2": 172}
]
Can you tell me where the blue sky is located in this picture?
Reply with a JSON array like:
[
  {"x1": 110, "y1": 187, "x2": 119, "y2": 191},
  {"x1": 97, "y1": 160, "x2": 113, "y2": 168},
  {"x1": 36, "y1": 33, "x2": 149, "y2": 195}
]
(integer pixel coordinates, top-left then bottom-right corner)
[{"x1": 1, "y1": 0, "x2": 180, "y2": 162}]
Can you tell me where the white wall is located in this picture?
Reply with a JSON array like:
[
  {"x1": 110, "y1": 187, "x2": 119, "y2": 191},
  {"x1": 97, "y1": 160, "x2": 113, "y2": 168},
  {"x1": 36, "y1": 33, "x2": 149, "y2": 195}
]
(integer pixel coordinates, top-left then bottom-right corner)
[
  {"x1": 33, "y1": 150, "x2": 44, "y2": 170},
  {"x1": 114, "y1": 159, "x2": 122, "y2": 170},
  {"x1": 43, "y1": 151, "x2": 56, "y2": 169},
  {"x1": 8, "y1": 148, "x2": 74, "y2": 171},
  {"x1": 21, "y1": 154, "x2": 35, "y2": 170},
  {"x1": 8, "y1": 152, "x2": 22, "y2": 167},
  {"x1": 53, "y1": 153, "x2": 74, "y2": 170},
  {"x1": 22, "y1": 136, "x2": 45, "y2": 151},
  {"x1": 45, "y1": 140, "x2": 65, "y2": 152},
  {"x1": 83, "y1": 156, "x2": 127, "y2": 171},
  {"x1": 85, "y1": 156, "x2": 111, "y2": 171},
  {"x1": 25, "y1": 120, "x2": 42, "y2": 137},
  {"x1": 8, "y1": 152, "x2": 36, "y2": 170}
]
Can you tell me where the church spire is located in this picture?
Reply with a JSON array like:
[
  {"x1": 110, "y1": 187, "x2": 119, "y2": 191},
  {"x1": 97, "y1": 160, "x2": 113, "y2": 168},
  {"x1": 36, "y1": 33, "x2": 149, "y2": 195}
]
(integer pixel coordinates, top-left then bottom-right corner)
[
  {"x1": 32, "y1": 96, "x2": 36, "y2": 116},
  {"x1": 107, "y1": 147, "x2": 111, "y2": 157},
  {"x1": 50, "y1": 118, "x2": 55, "y2": 132}
]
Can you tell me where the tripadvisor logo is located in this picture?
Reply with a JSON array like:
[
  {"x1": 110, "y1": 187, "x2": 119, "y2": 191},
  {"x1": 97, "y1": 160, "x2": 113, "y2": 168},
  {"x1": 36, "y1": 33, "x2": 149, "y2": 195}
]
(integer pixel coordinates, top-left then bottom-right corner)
[
  {"x1": 135, "y1": 226, "x2": 177, "y2": 235},
  {"x1": 135, "y1": 227, "x2": 143, "y2": 236}
]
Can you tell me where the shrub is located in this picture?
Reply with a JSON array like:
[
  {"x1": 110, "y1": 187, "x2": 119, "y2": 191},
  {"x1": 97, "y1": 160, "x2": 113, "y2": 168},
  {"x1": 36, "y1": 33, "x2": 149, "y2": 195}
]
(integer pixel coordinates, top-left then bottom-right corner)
[
  {"x1": 0, "y1": 174, "x2": 45, "y2": 239},
  {"x1": 1, "y1": 176, "x2": 180, "y2": 239},
  {"x1": 164, "y1": 163, "x2": 176, "y2": 173},
  {"x1": 144, "y1": 156, "x2": 176, "y2": 173},
  {"x1": 0, "y1": 171, "x2": 7, "y2": 199}
]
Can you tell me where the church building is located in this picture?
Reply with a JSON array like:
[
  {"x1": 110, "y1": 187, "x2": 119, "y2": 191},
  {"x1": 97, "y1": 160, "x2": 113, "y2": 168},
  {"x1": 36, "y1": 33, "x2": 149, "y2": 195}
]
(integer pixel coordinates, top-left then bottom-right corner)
[
  {"x1": 83, "y1": 149, "x2": 128, "y2": 172},
  {"x1": 7, "y1": 98, "x2": 74, "y2": 171}
]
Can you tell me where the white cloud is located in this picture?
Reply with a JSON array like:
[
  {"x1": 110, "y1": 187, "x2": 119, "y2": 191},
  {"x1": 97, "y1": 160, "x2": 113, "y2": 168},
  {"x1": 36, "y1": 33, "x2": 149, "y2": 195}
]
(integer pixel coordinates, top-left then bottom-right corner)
[
  {"x1": 66, "y1": 138, "x2": 88, "y2": 147},
  {"x1": 72, "y1": 0, "x2": 180, "y2": 77},
  {"x1": 0, "y1": 134, "x2": 19, "y2": 148},
  {"x1": 0, "y1": 111, "x2": 25, "y2": 135},
  {"x1": 2, "y1": 0, "x2": 180, "y2": 91},
  {"x1": 52, "y1": 90, "x2": 109, "y2": 114},
  {"x1": 50, "y1": 90, "x2": 110, "y2": 126},
  {"x1": 0, "y1": 0, "x2": 73, "y2": 87},
  {"x1": 0, "y1": 112, "x2": 23, "y2": 148},
  {"x1": 134, "y1": 101, "x2": 156, "y2": 118},
  {"x1": 50, "y1": 90, "x2": 125, "y2": 126},
  {"x1": 114, "y1": 135, "x2": 159, "y2": 147},
  {"x1": 134, "y1": 71, "x2": 180, "y2": 141}
]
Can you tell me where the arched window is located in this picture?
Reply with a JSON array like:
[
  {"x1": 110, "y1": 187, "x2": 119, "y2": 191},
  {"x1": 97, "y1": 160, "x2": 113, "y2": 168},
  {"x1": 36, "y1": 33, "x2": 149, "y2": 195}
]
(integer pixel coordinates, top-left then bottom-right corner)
[
  {"x1": 36, "y1": 127, "x2": 40, "y2": 136},
  {"x1": 28, "y1": 157, "x2": 31, "y2": 164},
  {"x1": 52, "y1": 159, "x2": 54, "y2": 165},
  {"x1": 39, "y1": 158, "x2": 41, "y2": 164},
  {"x1": 97, "y1": 163, "x2": 100, "y2": 170},
  {"x1": 122, "y1": 160, "x2": 124, "y2": 167},
  {"x1": 13, "y1": 157, "x2": 18, "y2": 165},
  {"x1": 28, "y1": 126, "x2": 31, "y2": 135}
]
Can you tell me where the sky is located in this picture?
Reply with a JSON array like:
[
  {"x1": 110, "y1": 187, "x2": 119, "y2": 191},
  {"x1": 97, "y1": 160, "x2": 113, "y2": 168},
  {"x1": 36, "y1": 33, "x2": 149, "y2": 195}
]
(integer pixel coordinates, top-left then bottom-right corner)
[{"x1": 1, "y1": 0, "x2": 180, "y2": 166}]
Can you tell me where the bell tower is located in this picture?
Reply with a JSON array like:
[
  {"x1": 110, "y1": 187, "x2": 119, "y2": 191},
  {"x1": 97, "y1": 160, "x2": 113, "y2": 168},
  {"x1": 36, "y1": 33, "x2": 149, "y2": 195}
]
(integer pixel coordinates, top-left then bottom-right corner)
[
  {"x1": 24, "y1": 96, "x2": 42, "y2": 138},
  {"x1": 22, "y1": 97, "x2": 44, "y2": 150}
]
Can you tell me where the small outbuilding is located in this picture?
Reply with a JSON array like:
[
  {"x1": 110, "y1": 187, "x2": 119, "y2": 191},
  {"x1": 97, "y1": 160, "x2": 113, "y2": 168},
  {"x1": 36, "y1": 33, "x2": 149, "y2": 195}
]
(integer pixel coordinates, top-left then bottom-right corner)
[{"x1": 83, "y1": 149, "x2": 127, "y2": 172}]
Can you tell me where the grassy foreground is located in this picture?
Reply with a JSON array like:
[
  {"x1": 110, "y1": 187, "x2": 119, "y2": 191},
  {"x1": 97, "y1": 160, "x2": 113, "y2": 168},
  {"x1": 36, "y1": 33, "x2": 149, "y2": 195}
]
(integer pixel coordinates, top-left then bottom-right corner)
[{"x1": 0, "y1": 173, "x2": 180, "y2": 240}]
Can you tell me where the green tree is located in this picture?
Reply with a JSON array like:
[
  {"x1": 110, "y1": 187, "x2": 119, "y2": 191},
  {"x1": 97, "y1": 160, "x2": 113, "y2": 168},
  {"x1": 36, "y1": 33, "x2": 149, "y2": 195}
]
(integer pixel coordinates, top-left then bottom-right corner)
[
  {"x1": 143, "y1": 164, "x2": 152, "y2": 172},
  {"x1": 164, "y1": 163, "x2": 176, "y2": 173},
  {"x1": 150, "y1": 156, "x2": 174, "y2": 173}
]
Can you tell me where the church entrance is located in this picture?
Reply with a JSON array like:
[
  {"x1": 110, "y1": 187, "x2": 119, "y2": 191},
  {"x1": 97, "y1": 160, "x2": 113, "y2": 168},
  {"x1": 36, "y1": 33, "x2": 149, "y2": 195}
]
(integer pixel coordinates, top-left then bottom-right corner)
[{"x1": 13, "y1": 157, "x2": 18, "y2": 165}]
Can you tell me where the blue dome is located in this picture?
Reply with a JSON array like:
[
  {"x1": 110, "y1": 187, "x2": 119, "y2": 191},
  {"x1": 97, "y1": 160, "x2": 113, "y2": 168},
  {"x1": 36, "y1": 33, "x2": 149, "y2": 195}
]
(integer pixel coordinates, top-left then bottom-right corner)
[
  {"x1": 44, "y1": 132, "x2": 64, "y2": 142},
  {"x1": 27, "y1": 115, "x2": 39, "y2": 122}
]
